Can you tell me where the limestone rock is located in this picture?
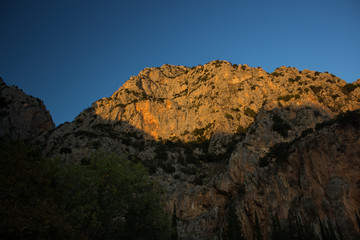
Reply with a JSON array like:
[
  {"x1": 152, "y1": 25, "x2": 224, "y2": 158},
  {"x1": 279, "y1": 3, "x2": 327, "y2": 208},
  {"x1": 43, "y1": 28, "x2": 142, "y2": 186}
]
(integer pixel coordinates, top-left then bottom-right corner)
[
  {"x1": 42, "y1": 61, "x2": 360, "y2": 161},
  {"x1": 0, "y1": 77, "x2": 54, "y2": 139},
  {"x1": 38, "y1": 61, "x2": 360, "y2": 239}
]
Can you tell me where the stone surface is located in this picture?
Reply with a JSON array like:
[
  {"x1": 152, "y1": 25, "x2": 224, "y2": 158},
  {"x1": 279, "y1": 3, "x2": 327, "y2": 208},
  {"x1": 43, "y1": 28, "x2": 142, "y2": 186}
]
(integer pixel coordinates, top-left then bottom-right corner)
[
  {"x1": 36, "y1": 61, "x2": 360, "y2": 239},
  {"x1": 0, "y1": 77, "x2": 54, "y2": 139}
]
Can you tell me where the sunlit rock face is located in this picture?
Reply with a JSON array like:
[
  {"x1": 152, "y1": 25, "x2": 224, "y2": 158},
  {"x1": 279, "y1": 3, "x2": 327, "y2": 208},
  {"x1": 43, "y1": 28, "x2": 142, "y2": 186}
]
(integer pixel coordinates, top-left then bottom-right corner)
[
  {"x1": 0, "y1": 77, "x2": 54, "y2": 140},
  {"x1": 39, "y1": 61, "x2": 360, "y2": 239}
]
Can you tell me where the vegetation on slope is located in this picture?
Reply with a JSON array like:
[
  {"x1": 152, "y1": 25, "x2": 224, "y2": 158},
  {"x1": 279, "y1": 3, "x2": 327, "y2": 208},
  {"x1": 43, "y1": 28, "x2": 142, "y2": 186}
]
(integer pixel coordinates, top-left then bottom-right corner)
[{"x1": 0, "y1": 139, "x2": 171, "y2": 240}]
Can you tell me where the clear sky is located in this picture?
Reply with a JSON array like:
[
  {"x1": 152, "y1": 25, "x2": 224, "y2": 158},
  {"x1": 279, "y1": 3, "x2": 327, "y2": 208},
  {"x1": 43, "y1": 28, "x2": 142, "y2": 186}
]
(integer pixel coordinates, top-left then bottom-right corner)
[{"x1": 1, "y1": 0, "x2": 359, "y2": 126}]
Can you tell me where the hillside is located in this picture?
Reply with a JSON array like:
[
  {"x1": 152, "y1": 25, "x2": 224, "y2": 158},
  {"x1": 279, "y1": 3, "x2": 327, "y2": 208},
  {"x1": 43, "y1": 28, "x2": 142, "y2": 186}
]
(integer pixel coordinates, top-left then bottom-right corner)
[{"x1": 24, "y1": 61, "x2": 360, "y2": 238}]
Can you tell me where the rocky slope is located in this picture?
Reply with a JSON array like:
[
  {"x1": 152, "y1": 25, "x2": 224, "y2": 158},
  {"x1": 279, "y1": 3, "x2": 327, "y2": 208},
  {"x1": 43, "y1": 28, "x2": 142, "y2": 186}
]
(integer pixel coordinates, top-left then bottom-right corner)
[
  {"x1": 172, "y1": 109, "x2": 360, "y2": 239},
  {"x1": 0, "y1": 77, "x2": 54, "y2": 139},
  {"x1": 37, "y1": 60, "x2": 360, "y2": 239}
]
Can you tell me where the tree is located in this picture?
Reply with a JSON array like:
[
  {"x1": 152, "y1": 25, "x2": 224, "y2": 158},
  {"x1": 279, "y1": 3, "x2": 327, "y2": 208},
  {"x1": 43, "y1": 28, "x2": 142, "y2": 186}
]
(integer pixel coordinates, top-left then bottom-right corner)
[
  {"x1": 0, "y1": 139, "x2": 171, "y2": 240},
  {"x1": 58, "y1": 153, "x2": 171, "y2": 240},
  {"x1": 0, "y1": 139, "x2": 75, "y2": 239}
]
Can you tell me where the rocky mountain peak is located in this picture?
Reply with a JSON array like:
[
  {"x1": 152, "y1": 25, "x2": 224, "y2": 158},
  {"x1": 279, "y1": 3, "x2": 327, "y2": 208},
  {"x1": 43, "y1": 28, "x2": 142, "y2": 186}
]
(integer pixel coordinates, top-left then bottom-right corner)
[
  {"x1": 36, "y1": 61, "x2": 360, "y2": 239},
  {"x1": 41, "y1": 61, "x2": 360, "y2": 160}
]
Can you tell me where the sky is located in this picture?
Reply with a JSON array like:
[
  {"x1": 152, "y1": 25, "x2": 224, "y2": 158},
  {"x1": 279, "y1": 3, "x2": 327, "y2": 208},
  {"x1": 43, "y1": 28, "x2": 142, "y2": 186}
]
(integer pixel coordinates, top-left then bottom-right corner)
[{"x1": 0, "y1": 0, "x2": 360, "y2": 126}]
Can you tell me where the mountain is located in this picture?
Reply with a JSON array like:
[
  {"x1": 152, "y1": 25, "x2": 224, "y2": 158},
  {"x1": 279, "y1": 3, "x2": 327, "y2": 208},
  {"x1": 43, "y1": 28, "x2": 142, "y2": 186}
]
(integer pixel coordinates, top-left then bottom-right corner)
[
  {"x1": 41, "y1": 60, "x2": 360, "y2": 159},
  {"x1": 0, "y1": 77, "x2": 54, "y2": 139},
  {"x1": 6, "y1": 60, "x2": 360, "y2": 239}
]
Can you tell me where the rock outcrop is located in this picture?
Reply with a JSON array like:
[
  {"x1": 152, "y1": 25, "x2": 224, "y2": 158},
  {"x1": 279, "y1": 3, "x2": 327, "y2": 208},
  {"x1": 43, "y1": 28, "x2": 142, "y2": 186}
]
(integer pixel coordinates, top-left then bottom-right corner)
[
  {"x1": 42, "y1": 61, "x2": 360, "y2": 160},
  {"x1": 0, "y1": 77, "x2": 55, "y2": 140},
  {"x1": 173, "y1": 109, "x2": 360, "y2": 239},
  {"x1": 37, "y1": 60, "x2": 360, "y2": 239}
]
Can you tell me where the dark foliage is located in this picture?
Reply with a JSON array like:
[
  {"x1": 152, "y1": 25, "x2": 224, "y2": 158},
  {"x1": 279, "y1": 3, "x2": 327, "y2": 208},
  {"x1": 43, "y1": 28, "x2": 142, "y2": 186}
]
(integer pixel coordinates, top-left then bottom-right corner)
[
  {"x1": 0, "y1": 139, "x2": 171, "y2": 240},
  {"x1": 341, "y1": 83, "x2": 358, "y2": 95},
  {"x1": 272, "y1": 114, "x2": 291, "y2": 138},
  {"x1": 259, "y1": 142, "x2": 291, "y2": 167},
  {"x1": 244, "y1": 107, "x2": 257, "y2": 118},
  {"x1": 59, "y1": 146, "x2": 72, "y2": 154},
  {"x1": 336, "y1": 110, "x2": 360, "y2": 129},
  {"x1": 0, "y1": 96, "x2": 8, "y2": 108},
  {"x1": 315, "y1": 120, "x2": 336, "y2": 131},
  {"x1": 310, "y1": 85, "x2": 323, "y2": 94}
]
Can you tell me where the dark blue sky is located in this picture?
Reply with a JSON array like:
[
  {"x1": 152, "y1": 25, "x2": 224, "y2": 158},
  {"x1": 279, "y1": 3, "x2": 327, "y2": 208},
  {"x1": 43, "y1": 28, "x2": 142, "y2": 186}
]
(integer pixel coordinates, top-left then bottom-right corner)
[{"x1": 1, "y1": 0, "x2": 360, "y2": 125}]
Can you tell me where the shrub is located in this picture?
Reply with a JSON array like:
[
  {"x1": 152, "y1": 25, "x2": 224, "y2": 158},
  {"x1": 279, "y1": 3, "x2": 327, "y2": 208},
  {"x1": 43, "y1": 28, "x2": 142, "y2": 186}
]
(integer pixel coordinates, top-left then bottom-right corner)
[
  {"x1": 192, "y1": 174, "x2": 207, "y2": 185},
  {"x1": 315, "y1": 120, "x2": 336, "y2": 131},
  {"x1": 244, "y1": 107, "x2": 257, "y2": 118},
  {"x1": 300, "y1": 128, "x2": 314, "y2": 138},
  {"x1": 0, "y1": 97, "x2": 8, "y2": 108},
  {"x1": 213, "y1": 60, "x2": 222, "y2": 68},
  {"x1": 197, "y1": 73, "x2": 210, "y2": 82},
  {"x1": 310, "y1": 85, "x2": 322, "y2": 94},
  {"x1": 160, "y1": 162, "x2": 176, "y2": 174},
  {"x1": 181, "y1": 166, "x2": 197, "y2": 175},
  {"x1": 277, "y1": 94, "x2": 294, "y2": 102},
  {"x1": 272, "y1": 114, "x2": 291, "y2": 138},
  {"x1": 336, "y1": 110, "x2": 360, "y2": 129},
  {"x1": 342, "y1": 83, "x2": 358, "y2": 95},
  {"x1": 225, "y1": 113, "x2": 234, "y2": 120},
  {"x1": 191, "y1": 123, "x2": 214, "y2": 137},
  {"x1": 192, "y1": 127, "x2": 205, "y2": 136},
  {"x1": 59, "y1": 147, "x2": 72, "y2": 154},
  {"x1": 155, "y1": 144, "x2": 168, "y2": 160},
  {"x1": 288, "y1": 76, "x2": 301, "y2": 83},
  {"x1": 236, "y1": 125, "x2": 247, "y2": 136},
  {"x1": 259, "y1": 157, "x2": 269, "y2": 167},
  {"x1": 288, "y1": 78, "x2": 295, "y2": 83},
  {"x1": 181, "y1": 130, "x2": 189, "y2": 136},
  {"x1": 74, "y1": 130, "x2": 98, "y2": 138},
  {"x1": 267, "y1": 142, "x2": 291, "y2": 163},
  {"x1": 331, "y1": 94, "x2": 340, "y2": 100}
]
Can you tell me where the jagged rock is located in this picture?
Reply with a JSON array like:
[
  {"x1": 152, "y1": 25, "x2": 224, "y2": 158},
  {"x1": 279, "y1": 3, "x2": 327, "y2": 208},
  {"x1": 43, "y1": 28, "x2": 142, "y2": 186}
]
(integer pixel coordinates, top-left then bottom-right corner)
[
  {"x1": 42, "y1": 61, "x2": 360, "y2": 161},
  {"x1": 37, "y1": 61, "x2": 360, "y2": 239},
  {"x1": 0, "y1": 77, "x2": 54, "y2": 139}
]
